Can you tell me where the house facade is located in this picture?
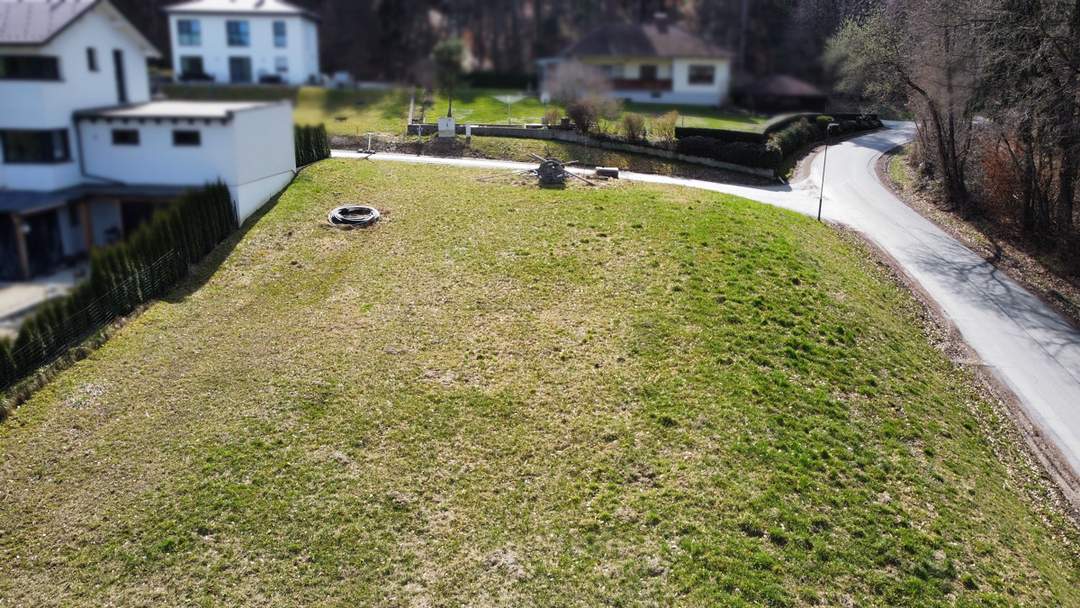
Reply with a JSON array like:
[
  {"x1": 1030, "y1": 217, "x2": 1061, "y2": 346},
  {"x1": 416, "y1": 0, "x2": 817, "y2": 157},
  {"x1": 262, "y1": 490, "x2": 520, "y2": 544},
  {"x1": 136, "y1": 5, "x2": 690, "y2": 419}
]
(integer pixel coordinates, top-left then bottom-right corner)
[
  {"x1": 538, "y1": 15, "x2": 733, "y2": 107},
  {"x1": 0, "y1": 0, "x2": 295, "y2": 282},
  {"x1": 165, "y1": 0, "x2": 320, "y2": 85}
]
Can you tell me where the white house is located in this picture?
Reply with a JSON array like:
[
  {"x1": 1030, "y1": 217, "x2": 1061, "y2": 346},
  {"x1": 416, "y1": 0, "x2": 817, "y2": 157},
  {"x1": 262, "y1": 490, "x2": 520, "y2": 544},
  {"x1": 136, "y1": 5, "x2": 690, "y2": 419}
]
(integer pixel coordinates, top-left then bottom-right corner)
[
  {"x1": 164, "y1": 0, "x2": 320, "y2": 85},
  {"x1": 0, "y1": 0, "x2": 296, "y2": 281},
  {"x1": 538, "y1": 14, "x2": 734, "y2": 107}
]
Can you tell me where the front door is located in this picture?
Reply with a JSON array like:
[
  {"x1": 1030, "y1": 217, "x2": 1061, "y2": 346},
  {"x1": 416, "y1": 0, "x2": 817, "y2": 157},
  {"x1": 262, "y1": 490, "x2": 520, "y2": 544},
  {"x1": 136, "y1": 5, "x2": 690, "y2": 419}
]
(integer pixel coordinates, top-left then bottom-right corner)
[
  {"x1": 113, "y1": 49, "x2": 127, "y2": 104},
  {"x1": 229, "y1": 57, "x2": 252, "y2": 84}
]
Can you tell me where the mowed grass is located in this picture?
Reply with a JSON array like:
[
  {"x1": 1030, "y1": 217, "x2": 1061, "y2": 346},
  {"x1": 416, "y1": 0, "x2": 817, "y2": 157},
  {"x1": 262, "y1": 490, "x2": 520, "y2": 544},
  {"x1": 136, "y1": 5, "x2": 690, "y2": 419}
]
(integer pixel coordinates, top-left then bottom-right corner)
[
  {"x1": 163, "y1": 85, "x2": 771, "y2": 136},
  {"x1": 1, "y1": 161, "x2": 1078, "y2": 606}
]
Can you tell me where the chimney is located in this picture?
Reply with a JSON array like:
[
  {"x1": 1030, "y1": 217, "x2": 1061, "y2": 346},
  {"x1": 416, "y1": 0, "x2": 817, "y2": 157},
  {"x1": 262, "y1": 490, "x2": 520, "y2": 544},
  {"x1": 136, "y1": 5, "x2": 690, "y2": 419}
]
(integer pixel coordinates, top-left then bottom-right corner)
[{"x1": 654, "y1": 12, "x2": 670, "y2": 33}]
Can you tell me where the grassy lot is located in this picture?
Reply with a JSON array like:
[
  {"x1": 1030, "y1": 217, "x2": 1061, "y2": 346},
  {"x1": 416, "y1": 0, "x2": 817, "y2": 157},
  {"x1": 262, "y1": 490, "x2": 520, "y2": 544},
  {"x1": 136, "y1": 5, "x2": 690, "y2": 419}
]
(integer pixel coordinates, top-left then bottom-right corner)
[
  {"x1": 2, "y1": 161, "x2": 1078, "y2": 606},
  {"x1": 163, "y1": 85, "x2": 771, "y2": 136}
]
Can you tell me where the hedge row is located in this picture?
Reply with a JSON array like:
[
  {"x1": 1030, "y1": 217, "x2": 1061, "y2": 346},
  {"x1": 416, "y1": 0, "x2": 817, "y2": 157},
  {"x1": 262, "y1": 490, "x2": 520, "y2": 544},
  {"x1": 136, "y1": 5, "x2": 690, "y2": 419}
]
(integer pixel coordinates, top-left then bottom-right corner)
[
  {"x1": 295, "y1": 124, "x2": 331, "y2": 167},
  {"x1": 675, "y1": 114, "x2": 883, "y2": 171},
  {"x1": 676, "y1": 137, "x2": 782, "y2": 170},
  {"x1": 0, "y1": 184, "x2": 237, "y2": 391}
]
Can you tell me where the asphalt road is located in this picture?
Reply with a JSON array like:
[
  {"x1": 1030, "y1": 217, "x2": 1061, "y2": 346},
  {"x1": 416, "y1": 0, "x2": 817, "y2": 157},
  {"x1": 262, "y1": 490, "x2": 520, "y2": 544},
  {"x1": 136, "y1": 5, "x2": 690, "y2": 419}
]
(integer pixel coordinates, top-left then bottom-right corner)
[{"x1": 333, "y1": 124, "x2": 1080, "y2": 483}]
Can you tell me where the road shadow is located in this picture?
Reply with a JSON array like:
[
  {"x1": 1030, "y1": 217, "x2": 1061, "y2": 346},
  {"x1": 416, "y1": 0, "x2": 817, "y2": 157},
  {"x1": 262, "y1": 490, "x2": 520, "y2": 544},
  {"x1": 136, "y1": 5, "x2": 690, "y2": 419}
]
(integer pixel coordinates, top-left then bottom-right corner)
[{"x1": 903, "y1": 226, "x2": 1080, "y2": 364}]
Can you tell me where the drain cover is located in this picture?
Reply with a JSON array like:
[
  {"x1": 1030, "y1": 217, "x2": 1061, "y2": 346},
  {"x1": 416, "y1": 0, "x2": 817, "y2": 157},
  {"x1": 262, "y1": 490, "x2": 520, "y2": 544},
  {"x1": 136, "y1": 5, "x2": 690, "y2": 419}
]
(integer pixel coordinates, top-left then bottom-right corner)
[{"x1": 328, "y1": 205, "x2": 381, "y2": 228}]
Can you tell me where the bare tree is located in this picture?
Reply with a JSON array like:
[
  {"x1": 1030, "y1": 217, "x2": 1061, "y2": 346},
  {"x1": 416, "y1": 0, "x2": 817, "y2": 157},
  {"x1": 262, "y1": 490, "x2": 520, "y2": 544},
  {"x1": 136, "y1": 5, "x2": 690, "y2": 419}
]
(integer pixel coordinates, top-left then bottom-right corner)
[
  {"x1": 827, "y1": 1, "x2": 981, "y2": 209},
  {"x1": 543, "y1": 61, "x2": 612, "y2": 106}
]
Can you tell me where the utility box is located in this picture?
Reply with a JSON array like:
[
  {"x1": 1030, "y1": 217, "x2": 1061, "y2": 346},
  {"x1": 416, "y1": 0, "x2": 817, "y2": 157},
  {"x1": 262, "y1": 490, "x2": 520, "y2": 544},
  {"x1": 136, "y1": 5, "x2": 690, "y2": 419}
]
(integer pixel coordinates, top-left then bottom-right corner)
[{"x1": 437, "y1": 116, "x2": 457, "y2": 138}]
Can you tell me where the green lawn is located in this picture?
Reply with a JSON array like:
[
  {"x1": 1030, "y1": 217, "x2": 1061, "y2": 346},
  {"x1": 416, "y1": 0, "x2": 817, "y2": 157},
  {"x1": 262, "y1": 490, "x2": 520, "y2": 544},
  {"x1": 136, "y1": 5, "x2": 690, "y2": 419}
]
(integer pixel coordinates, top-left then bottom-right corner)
[
  {"x1": 1, "y1": 161, "x2": 1077, "y2": 606},
  {"x1": 889, "y1": 145, "x2": 915, "y2": 190},
  {"x1": 163, "y1": 85, "x2": 771, "y2": 136}
]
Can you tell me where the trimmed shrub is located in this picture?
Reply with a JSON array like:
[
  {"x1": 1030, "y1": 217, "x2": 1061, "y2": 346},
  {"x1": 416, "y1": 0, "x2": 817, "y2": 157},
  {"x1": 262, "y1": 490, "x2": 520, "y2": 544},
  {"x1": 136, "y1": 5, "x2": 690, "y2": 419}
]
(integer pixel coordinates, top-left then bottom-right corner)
[
  {"x1": 767, "y1": 118, "x2": 819, "y2": 159},
  {"x1": 566, "y1": 95, "x2": 621, "y2": 135},
  {"x1": 621, "y1": 112, "x2": 647, "y2": 142},
  {"x1": 462, "y1": 71, "x2": 534, "y2": 89},
  {"x1": 1, "y1": 183, "x2": 238, "y2": 391},
  {"x1": 295, "y1": 124, "x2": 331, "y2": 166},
  {"x1": 651, "y1": 111, "x2": 679, "y2": 144},
  {"x1": 0, "y1": 338, "x2": 15, "y2": 390},
  {"x1": 676, "y1": 136, "x2": 782, "y2": 170}
]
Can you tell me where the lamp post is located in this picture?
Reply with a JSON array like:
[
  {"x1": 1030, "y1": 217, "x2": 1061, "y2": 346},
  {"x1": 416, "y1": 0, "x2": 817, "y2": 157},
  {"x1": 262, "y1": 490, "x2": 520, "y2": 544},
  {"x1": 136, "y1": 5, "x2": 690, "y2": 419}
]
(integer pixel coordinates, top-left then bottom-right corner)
[{"x1": 818, "y1": 122, "x2": 840, "y2": 223}]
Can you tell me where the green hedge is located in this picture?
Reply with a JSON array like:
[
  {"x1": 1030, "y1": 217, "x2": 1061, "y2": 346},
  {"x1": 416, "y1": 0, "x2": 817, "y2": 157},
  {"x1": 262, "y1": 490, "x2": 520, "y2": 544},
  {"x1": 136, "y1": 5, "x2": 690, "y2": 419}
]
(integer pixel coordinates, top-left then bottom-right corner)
[
  {"x1": 676, "y1": 115, "x2": 883, "y2": 173},
  {"x1": 0, "y1": 183, "x2": 237, "y2": 392},
  {"x1": 677, "y1": 136, "x2": 783, "y2": 170},
  {"x1": 295, "y1": 124, "x2": 331, "y2": 166}
]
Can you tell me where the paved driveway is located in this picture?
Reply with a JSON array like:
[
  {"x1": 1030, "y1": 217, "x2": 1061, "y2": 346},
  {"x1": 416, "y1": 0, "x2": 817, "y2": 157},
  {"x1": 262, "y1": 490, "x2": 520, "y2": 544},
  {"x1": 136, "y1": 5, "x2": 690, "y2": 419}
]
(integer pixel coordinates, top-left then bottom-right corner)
[{"x1": 333, "y1": 125, "x2": 1080, "y2": 483}]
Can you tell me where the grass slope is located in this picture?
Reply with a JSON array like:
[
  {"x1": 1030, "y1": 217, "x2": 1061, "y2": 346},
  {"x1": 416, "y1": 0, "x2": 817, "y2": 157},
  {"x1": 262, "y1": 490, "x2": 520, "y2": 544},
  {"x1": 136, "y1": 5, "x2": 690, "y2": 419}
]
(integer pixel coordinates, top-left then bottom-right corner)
[
  {"x1": 163, "y1": 85, "x2": 770, "y2": 136},
  {"x1": 1, "y1": 162, "x2": 1077, "y2": 606}
]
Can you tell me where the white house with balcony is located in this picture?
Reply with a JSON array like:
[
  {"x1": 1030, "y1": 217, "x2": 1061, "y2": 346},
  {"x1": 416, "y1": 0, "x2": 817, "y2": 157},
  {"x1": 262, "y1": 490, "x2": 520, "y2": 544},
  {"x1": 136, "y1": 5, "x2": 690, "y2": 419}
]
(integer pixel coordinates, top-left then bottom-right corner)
[
  {"x1": 0, "y1": 0, "x2": 296, "y2": 282},
  {"x1": 538, "y1": 14, "x2": 733, "y2": 107},
  {"x1": 165, "y1": 0, "x2": 320, "y2": 85}
]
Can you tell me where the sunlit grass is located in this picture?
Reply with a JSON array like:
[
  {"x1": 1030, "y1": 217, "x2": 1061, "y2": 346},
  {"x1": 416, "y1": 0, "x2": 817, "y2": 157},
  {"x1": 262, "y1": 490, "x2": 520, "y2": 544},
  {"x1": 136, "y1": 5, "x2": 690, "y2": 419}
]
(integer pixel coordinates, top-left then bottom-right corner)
[
  {"x1": 0, "y1": 161, "x2": 1076, "y2": 606},
  {"x1": 164, "y1": 85, "x2": 772, "y2": 136}
]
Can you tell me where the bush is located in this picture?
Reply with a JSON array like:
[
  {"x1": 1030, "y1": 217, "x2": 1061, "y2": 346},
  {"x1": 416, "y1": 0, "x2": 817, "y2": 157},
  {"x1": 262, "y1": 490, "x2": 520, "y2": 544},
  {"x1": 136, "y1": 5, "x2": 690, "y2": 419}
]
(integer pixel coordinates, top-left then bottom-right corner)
[
  {"x1": 621, "y1": 112, "x2": 647, "y2": 142},
  {"x1": 767, "y1": 118, "x2": 820, "y2": 159},
  {"x1": 566, "y1": 95, "x2": 619, "y2": 134},
  {"x1": 0, "y1": 337, "x2": 16, "y2": 390},
  {"x1": 651, "y1": 111, "x2": 679, "y2": 144},
  {"x1": 676, "y1": 136, "x2": 782, "y2": 170},
  {"x1": 542, "y1": 107, "x2": 562, "y2": 127},
  {"x1": 295, "y1": 124, "x2": 331, "y2": 166},
  {"x1": 544, "y1": 61, "x2": 612, "y2": 106},
  {"x1": 1, "y1": 183, "x2": 238, "y2": 391},
  {"x1": 463, "y1": 71, "x2": 534, "y2": 89}
]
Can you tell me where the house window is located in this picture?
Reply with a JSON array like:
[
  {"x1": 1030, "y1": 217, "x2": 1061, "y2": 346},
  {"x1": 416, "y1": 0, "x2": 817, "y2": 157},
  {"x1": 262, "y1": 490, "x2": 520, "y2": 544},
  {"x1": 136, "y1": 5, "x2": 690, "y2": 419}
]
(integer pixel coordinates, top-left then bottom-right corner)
[
  {"x1": 226, "y1": 21, "x2": 250, "y2": 47},
  {"x1": 639, "y1": 64, "x2": 658, "y2": 81},
  {"x1": 177, "y1": 19, "x2": 201, "y2": 46},
  {"x1": 0, "y1": 55, "x2": 60, "y2": 80},
  {"x1": 596, "y1": 64, "x2": 617, "y2": 78},
  {"x1": 273, "y1": 21, "x2": 287, "y2": 48},
  {"x1": 87, "y1": 48, "x2": 98, "y2": 72},
  {"x1": 275, "y1": 56, "x2": 289, "y2": 74},
  {"x1": 688, "y1": 65, "x2": 716, "y2": 85},
  {"x1": 0, "y1": 130, "x2": 71, "y2": 164},
  {"x1": 172, "y1": 130, "x2": 201, "y2": 146},
  {"x1": 111, "y1": 129, "x2": 140, "y2": 146}
]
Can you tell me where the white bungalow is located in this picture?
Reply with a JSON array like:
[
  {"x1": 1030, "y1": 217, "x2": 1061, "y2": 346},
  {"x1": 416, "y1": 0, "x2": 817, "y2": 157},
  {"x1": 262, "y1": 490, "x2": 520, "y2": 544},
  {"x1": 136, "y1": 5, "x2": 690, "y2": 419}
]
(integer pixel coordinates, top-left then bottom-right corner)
[
  {"x1": 538, "y1": 14, "x2": 734, "y2": 107},
  {"x1": 0, "y1": 0, "x2": 296, "y2": 281},
  {"x1": 165, "y1": 0, "x2": 321, "y2": 85}
]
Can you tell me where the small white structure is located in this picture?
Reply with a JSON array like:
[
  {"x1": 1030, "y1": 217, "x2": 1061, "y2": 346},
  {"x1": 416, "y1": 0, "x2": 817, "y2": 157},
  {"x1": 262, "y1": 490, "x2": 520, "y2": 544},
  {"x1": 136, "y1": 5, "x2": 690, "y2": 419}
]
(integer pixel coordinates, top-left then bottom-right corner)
[
  {"x1": 165, "y1": 0, "x2": 321, "y2": 86},
  {"x1": 437, "y1": 116, "x2": 456, "y2": 139},
  {"x1": 76, "y1": 101, "x2": 295, "y2": 222},
  {"x1": 0, "y1": 0, "x2": 296, "y2": 281},
  {"x1": 538, "y1": 14, "x2": 733, "y2": 107}
]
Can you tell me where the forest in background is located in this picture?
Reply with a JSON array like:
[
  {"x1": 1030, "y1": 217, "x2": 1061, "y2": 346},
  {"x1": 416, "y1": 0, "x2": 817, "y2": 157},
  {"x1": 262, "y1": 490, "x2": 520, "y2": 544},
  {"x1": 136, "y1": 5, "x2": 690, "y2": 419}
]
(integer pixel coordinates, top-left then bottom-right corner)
[{"x1": 111, "y1": 0, "x2": 876, "y2": 83}]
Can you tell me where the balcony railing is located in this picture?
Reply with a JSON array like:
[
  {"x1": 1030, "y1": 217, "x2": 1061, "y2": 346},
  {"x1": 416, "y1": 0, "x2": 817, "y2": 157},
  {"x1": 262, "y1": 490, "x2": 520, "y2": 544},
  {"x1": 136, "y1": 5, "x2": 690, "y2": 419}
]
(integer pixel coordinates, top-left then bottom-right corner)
[{"x1": 612, "y1": 78, "x2": 673, "y2": 92}]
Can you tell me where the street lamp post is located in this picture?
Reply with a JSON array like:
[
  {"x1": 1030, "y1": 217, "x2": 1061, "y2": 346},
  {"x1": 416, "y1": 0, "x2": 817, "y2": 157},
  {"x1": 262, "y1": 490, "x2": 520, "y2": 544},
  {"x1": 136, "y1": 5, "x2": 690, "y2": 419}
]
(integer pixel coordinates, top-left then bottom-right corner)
[{"x1": 818, "y1": 122, "x2": 840, "y2": 223}]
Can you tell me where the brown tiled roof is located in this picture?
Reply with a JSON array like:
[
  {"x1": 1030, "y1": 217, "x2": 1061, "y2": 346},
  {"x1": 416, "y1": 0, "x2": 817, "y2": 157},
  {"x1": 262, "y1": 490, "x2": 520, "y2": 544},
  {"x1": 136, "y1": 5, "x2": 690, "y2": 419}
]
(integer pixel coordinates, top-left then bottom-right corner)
[
  {"x1": 743, "y1": 75, "x2": 825, "y2": 98},
  {"x1": 562, "y1": 21, "x2": 732, "y2": 59}
]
